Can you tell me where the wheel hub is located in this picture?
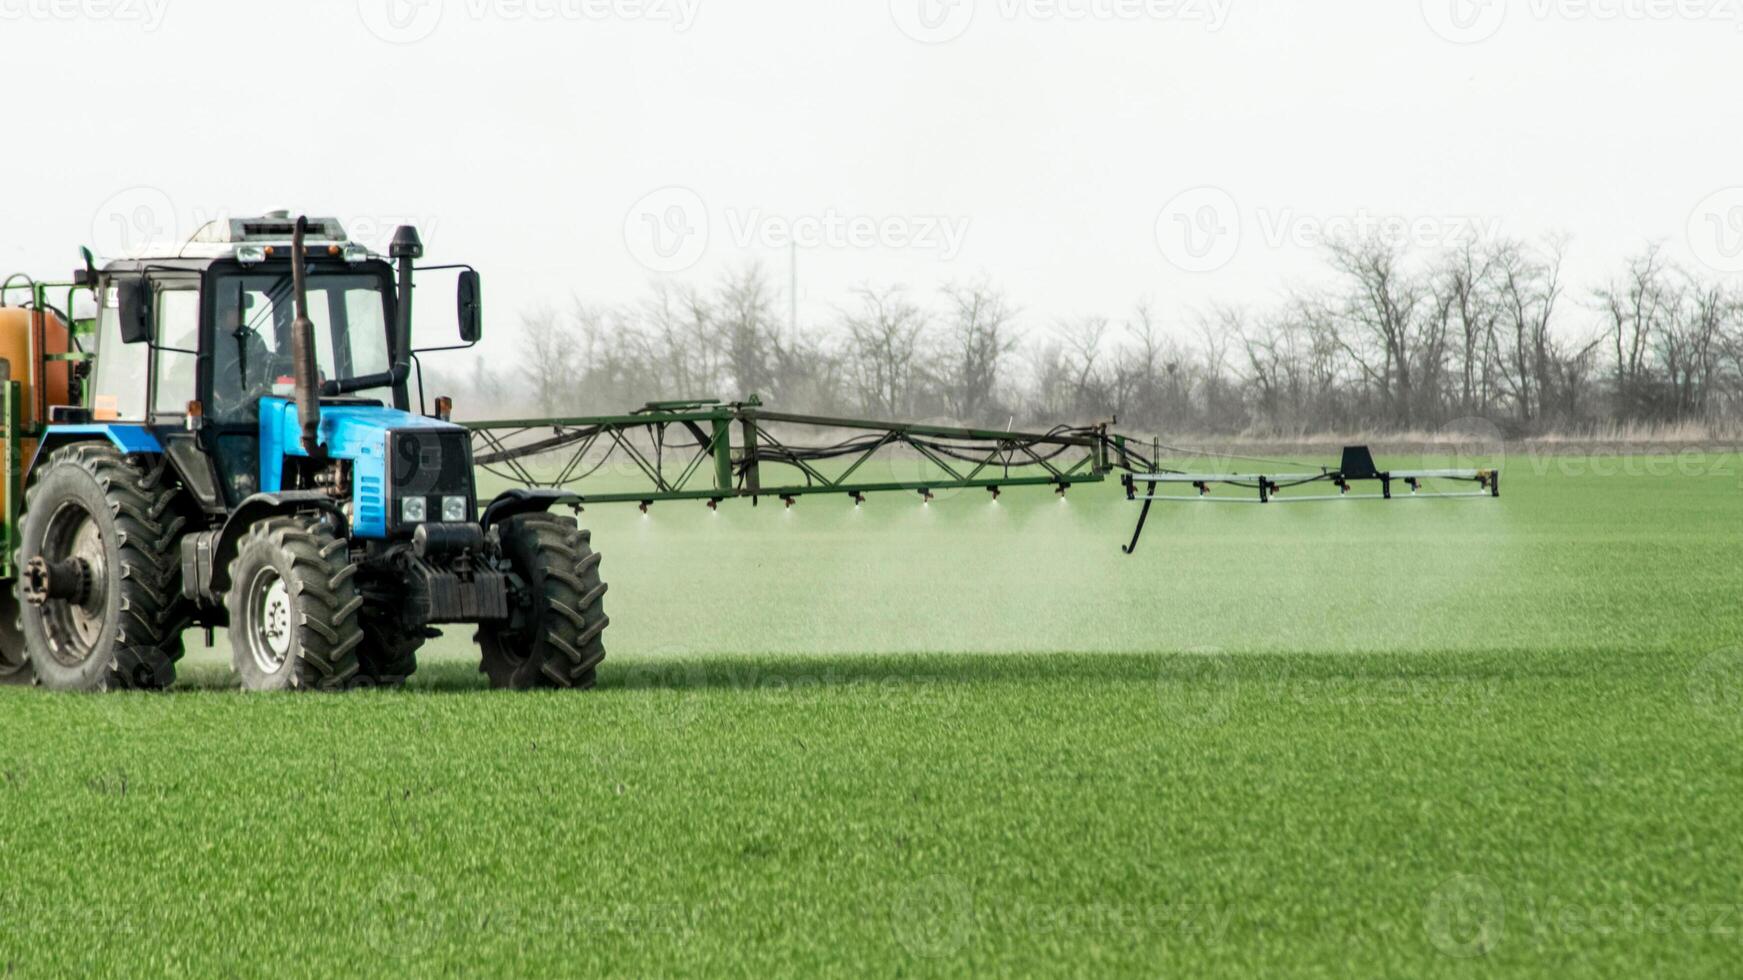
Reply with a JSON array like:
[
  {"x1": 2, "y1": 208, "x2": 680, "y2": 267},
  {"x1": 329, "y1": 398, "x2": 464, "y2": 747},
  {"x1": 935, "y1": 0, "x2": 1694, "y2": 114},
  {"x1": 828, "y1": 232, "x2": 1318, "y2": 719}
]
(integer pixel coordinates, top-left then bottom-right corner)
[
  {"x1": 21, "y1": 556, "x2": 95, "y2": 607},
  {"x1": 248, "y1": 570, "x2": 294, "y2": 673},
  {"x1": 34, "y1": 503, "x2": 112, "y2": 666}
]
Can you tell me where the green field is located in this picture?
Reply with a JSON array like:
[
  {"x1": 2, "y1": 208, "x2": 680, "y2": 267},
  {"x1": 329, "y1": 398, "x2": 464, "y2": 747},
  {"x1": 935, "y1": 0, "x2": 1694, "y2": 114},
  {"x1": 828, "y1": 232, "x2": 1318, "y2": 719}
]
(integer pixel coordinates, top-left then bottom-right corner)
[{"x1": 1, "y1": 450, "x2": 1740, "y2": 976}]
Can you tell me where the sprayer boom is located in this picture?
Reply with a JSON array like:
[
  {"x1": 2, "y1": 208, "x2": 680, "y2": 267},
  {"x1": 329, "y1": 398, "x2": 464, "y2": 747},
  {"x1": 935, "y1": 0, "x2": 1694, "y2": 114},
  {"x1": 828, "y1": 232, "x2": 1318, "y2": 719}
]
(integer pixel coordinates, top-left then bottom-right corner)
[
  {"x1": 464, "y1": 401, "x2": 1500, "y2": 549},
  {"x1": 465, "y1": 398, "x2": 1146, "y2": 510}
]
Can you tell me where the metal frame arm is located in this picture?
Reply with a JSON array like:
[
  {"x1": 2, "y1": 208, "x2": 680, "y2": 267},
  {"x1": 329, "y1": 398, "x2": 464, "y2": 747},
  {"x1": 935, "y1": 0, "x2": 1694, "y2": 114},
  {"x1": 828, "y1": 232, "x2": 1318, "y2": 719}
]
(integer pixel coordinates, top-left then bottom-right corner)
[{"x1": 463, "y1": 401, "x2": 1132, "y2": 507}]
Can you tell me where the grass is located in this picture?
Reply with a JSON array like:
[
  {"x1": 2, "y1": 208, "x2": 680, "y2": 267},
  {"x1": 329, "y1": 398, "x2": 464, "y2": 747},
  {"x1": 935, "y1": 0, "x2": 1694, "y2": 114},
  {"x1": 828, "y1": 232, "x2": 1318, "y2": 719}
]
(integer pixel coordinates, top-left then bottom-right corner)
[{"x1": 1, "y1": 450, "x2": 1740, "y2": 976}]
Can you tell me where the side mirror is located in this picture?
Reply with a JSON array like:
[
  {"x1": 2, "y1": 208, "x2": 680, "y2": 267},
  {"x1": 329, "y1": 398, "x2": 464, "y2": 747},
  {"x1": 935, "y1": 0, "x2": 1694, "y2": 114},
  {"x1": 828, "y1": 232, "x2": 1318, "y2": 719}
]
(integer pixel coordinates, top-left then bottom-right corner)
[
  {"x1": 456, "y1": 270, "x2": 482, "y2": 344},
  {"x1": 116, "y1": 279, "x2": 152, "y2": 344}
]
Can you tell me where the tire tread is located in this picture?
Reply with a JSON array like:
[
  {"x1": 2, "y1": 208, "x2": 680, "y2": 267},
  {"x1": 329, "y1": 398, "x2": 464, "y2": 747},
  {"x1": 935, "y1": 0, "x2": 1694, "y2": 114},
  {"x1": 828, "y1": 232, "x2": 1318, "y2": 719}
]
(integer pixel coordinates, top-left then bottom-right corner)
[{"x1": 478, "y1": 513, "x2": 609, "y2": 690}]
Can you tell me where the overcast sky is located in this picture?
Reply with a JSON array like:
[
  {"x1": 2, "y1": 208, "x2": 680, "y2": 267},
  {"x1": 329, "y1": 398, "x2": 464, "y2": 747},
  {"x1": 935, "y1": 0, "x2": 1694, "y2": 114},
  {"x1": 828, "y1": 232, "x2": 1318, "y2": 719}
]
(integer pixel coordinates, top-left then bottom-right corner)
[{"x1": 4, "y1": 0, "x2": 1740, "y2": 363}]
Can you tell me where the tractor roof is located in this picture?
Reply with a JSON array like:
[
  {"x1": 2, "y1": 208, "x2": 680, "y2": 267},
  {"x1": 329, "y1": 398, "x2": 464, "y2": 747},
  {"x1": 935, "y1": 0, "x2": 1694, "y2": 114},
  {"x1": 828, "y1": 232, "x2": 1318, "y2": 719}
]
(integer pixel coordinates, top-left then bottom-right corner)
[
  {"x1": 187, "y1": 212, "x2": 348, "y2": 246},
  {"x1": 101, "y1": 212, "x2": 385, "y2": 270}
]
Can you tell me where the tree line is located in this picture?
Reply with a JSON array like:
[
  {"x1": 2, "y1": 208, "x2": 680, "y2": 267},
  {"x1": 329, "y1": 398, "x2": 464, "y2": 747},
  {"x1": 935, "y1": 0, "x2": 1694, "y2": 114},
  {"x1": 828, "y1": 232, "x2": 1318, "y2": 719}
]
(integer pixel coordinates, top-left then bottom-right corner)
[{"x1": 432, "y1": 234, "x2": 1743, "y2": 436}]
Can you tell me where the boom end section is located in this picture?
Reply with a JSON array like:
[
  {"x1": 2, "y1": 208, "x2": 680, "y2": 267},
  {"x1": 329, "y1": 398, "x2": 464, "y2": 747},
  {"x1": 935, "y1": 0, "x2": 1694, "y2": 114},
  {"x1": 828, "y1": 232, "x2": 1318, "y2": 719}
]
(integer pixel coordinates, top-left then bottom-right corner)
[{"x1": 1120, "y1": 445, "x2": 1501, "y2": 555}]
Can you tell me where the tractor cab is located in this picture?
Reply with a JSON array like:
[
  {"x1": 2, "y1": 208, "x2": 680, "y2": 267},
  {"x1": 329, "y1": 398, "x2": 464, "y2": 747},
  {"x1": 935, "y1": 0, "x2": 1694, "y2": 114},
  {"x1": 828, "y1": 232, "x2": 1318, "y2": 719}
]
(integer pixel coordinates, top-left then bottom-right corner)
[{"x1": 78, "y1": 213, "x2": 432, "y2": 512}]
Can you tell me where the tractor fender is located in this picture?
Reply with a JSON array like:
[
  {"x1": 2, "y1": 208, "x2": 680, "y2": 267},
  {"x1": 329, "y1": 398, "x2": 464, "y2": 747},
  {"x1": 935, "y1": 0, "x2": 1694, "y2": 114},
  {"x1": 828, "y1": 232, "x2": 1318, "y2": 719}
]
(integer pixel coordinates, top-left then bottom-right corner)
[
  {"x1": 29, "y1": 424, "x2": 163, "y2": 475},
  {"x1": 480, "y1": 489, "x2": 580, "y2": 530},
  {"x1": 204, "y1": 492, "x2": 350, "y2": 597}
]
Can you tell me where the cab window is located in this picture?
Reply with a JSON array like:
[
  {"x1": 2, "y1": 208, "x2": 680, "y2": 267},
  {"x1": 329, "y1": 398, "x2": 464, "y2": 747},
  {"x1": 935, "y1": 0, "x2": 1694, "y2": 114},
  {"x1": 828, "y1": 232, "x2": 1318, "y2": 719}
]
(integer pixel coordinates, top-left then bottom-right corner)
[
  {"x1": 90, "y1": 287, "x2": 147, "y2": 421},
  {"x1": 153, "y1": 287, "x2": 200, "y2": 417},
  {"x1": 209, "y1": 271, "x2": 393, "y2": 424}
]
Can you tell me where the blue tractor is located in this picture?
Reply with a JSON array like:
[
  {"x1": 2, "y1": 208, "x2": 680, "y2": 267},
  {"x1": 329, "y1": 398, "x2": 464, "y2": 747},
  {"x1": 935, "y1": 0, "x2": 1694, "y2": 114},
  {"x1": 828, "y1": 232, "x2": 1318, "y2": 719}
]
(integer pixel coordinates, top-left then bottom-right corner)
[{"x1": 3, "y1": 214, "x2": 607, "y2": 691}]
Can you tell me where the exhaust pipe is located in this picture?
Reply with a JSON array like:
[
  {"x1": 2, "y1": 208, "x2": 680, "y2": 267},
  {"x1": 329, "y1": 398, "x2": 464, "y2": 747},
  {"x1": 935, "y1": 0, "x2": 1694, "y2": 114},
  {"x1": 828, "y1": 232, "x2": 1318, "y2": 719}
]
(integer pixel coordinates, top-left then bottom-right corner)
[
  {"x1": 389, "y1": 225, "x2": 423, "y2": 413},
  {"x1": 290, "y1": 216, "x2": 322, "y2": 454}
]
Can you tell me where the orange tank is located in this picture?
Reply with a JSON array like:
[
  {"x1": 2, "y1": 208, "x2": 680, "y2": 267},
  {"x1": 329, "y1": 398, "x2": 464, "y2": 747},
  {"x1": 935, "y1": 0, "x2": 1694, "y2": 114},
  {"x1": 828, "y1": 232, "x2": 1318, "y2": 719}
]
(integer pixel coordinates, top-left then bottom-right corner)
[{"x1": 0, "y1": 306, "x2": 73, "y2": 463}]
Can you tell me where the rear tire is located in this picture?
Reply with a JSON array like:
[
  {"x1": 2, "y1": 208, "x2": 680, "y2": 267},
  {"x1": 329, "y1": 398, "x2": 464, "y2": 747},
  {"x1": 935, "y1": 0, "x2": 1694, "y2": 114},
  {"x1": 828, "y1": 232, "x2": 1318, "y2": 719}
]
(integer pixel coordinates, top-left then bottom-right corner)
[
  {"x1": 477, "y1": 514, "x2": 608, "y2": 690},
  {"x1": 17, "y1": 444, "x2": 189, "y2": 692},
  {"x1": 226, "y1": 515, "x2": 364, "y2": 692},
  {"x1": 357, "y1": 613, "x2": 424, "y2": 688},
  {"x1": 0, "y1": 591, "x2": 31, "y2": 685}
]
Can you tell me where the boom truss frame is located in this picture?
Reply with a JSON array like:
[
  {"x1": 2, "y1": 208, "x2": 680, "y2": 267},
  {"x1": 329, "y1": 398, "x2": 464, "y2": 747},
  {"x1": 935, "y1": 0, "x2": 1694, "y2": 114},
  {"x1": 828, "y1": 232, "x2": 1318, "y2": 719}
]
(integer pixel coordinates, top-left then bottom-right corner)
[
  {"x1": 463, "y1": 401, "x2": 1503, "y2": 556},
  {"x1": 465, "y1": 399, "x2": 1143, "y2": 508}
]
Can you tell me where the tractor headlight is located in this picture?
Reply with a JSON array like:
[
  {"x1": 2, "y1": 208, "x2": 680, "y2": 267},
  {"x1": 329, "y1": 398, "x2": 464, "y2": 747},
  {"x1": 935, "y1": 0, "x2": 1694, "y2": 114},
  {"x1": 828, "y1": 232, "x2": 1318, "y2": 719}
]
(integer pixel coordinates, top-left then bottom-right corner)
[
  {"x1": 401, "y1": 497, "x2": 427, "y2": 524},
  {"x1": 442, "y1": 496, "x2": 467, "y2": 522}
]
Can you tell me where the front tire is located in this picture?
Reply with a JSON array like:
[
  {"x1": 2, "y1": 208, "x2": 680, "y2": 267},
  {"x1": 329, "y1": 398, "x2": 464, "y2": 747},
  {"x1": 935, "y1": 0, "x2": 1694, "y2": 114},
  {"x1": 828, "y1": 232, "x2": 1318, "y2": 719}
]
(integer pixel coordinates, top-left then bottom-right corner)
[
  {"x1": 477, "y1": 513, "x2": 608, "y2": 690},
  {"x1": 17, "y1": 444, "x2": 189, "y2": 691},
  {"x1": 226, "y1": 515, "x2": 364, "y2": 692}
]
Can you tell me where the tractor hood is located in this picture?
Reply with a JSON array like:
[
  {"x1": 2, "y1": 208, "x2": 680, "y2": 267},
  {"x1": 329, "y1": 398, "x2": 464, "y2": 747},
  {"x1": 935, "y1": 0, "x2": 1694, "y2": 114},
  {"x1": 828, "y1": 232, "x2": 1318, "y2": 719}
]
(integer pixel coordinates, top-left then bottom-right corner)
[{"x1": 258, "y1": 398, "x2": 476, "y2": 539}]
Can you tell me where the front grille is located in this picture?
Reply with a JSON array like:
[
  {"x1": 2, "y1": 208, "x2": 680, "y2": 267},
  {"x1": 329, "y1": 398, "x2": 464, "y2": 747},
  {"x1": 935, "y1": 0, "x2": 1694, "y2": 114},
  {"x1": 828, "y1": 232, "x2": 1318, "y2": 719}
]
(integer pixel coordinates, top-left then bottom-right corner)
[
  {"x1": 387, "y1": 428, "x2": 476, "y2": 529},
  {"x1": 357, "y1": 475, "x2": 385, "y2": 530}
]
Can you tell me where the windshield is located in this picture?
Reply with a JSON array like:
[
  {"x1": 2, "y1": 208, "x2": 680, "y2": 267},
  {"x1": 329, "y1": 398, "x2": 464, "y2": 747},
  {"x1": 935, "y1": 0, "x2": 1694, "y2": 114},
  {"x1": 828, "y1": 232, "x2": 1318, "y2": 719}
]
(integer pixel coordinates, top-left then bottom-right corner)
[{"x1": 210, "y1": 270, "x2": 393, "y2": 423}]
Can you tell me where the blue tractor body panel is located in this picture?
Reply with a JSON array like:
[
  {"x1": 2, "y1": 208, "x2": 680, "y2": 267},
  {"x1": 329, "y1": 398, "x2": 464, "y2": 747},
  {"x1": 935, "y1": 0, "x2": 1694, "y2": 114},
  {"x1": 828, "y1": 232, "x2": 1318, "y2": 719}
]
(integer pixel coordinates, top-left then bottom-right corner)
[
  {"x1": 258, "y1": 398, "x2": 471, "y2": 540},
  {"x1": 25, "y1": 423, "x2": 168, "y2": 489},
  {"x1": 37, "y1": 423, "x2": 165, "y2": 457}
]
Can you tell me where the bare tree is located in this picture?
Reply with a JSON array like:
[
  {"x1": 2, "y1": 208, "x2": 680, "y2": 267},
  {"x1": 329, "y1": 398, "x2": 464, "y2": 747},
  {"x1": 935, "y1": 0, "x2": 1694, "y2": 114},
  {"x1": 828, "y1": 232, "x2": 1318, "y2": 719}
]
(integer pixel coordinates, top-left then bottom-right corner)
[
  {"x1": 1059, "y1": 316, "x2": 1111, "y2": 419},
  {"x1": 1435, "y1": 240, "x2": 1501, "y2": 415},
  {"x1": 841, "y1": 286, "x2": 927, "y2": 418},
  {"x1": 1328, "y1": 237, "x2": 1428, "y2": 426},
  {"x1": 768, "y1": 324, "x2": 844, "y2": 416},
  {"x1": 1120, "y1": 302, "x2": 1165, "y2": 426},
  {"x1": 1658, "y1": 275, "x2": 1733, "y2": 420},
  {"x1": 520, "y1": 304, "x2": 579, "y2": 416},
  {"x1": 935, "y1": 282, "x2": 1019, "y2": 423},
  {"x1": 1023, "y1": 339, "x2": 1073, "y2": 424},
  {"x1": 641, "y1": 280, "x2": 723, "y2": 400},
  {"x1": 1197, "y1": 307, "x2": 1241, "y2": 429},
  {"x1": 1239, "y1": 312, "x2": 1315, "y2": 433},
  {"x1": 489, "y1": 231, "x2": 1743, "y2": 438},
  {"x1": 716, "y1": 266, "x2": 779, "y2": 399},
  {"x1": 1489, "y1": 238, "x2": 1566, "y2": 424},
  {"x1": 1596, "y1": 245, "x2": 1674, "y2": 420}
]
